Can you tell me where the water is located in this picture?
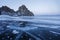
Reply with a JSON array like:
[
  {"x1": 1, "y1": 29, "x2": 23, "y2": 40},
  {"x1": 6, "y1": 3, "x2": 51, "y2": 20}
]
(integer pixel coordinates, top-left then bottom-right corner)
[{"x1": 0, "y1": 15, "x2": 60, "y2": 40}]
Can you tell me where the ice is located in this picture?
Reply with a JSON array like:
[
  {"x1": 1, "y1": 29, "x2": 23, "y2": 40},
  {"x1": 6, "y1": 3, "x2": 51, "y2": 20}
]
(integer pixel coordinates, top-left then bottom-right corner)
[
  {"x1": 12, "y1": 30, "x2": 19, "y2": 34},
  {"x1": 50, "y1": 31, "x2": 60, "y2": 35},
  {"x1": 0, "y1": 15, "x2": 60, "y2": 40}
]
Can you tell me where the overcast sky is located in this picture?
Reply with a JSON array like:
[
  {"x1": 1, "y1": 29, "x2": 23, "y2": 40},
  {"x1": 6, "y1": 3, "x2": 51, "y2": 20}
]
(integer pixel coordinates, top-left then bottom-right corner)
[{"x1": 0, "y1": 0, "x2": 60, "y2": 15}]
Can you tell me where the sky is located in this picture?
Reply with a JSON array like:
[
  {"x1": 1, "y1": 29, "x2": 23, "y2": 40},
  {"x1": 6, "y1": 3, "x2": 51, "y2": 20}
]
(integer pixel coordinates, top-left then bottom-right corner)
[{"x1": 0, "y1": 0, "x2": 60, "y2": 15}]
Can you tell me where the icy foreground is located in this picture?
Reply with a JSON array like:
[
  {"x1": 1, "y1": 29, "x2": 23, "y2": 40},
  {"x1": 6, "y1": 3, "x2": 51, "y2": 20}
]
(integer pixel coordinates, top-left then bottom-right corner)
[{"x1": 0, "y1": 15, "x2": 60, "y2": 40}]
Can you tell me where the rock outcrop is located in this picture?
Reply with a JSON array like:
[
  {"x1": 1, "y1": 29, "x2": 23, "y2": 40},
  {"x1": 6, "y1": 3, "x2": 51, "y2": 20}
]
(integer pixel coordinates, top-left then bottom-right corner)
[
  {"x1": 0, "y1": 5, "x2": 34, "y2": 16},
  {"x1": 0, "y1": 6, "x2": 15, "y2": 16},
  {"x1": 0, "y1": 6, "x2": 15, "y2": 13},
  {"x1": 16, "y1": 5, "x2": 34, "y2": 16}
]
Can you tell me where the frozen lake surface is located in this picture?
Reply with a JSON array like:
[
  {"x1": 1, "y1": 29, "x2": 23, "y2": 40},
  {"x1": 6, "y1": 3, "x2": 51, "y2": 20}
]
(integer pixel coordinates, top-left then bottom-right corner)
[{"x1": 0, "y1": 15, "x2": 60, "y2": 40}]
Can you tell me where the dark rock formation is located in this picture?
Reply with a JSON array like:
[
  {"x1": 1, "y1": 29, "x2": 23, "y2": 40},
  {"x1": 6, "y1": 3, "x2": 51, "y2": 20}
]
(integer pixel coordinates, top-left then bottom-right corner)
[
  {"x1": 0, "y1": 6, "x2": 15, "y2": 16},
  {"x1": 0, "y1": 5, "x2": 34, "y2": 16},
  {"x1": 17, "y1": 5, "x2": 34, "y2": 16},
  {"x1": 0, "y1": 6, "x2": 15, "y2": 13}
]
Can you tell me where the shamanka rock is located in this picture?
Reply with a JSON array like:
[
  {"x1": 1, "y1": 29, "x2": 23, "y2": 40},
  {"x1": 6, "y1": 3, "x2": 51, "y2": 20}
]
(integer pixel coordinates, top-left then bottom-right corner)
[
  {"x1": 16, "y1": 5, "x2": 34, "y2": 16},
  {"x1": 0, "y1": 5, "x2": 34, "y2": 16}
]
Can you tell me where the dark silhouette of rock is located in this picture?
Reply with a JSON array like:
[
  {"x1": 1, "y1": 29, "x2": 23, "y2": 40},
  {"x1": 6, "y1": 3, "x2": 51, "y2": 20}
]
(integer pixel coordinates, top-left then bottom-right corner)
[
  {"x1": 0, "y1": 6, "x2": 15, "y2": 13},
  {"x1": 0, "y1": 6, "x2": 15, "y2": 16},
  {"x1": 0, "y1": 5, "x2": 34, "y2": 16},
  {"x1": 17, "y1": 5, "x2": 34, "y2": 16}
]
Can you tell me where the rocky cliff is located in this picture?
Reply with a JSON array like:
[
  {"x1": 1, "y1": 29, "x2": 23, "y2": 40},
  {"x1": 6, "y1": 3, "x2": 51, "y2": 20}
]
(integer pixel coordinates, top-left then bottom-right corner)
[
  {"x1": 16, "y1": 5, "x2": 34, "y2": 16},
  {"x1": 0, "y1": 5, "x2": 34, "y2": 16}
]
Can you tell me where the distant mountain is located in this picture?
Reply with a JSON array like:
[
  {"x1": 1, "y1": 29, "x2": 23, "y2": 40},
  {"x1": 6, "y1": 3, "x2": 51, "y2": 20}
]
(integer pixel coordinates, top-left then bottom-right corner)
[{"x1": 0, "y1": 5, "x2": 34, "y2": 16}]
